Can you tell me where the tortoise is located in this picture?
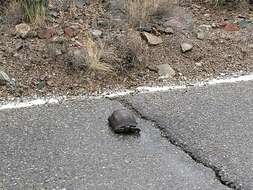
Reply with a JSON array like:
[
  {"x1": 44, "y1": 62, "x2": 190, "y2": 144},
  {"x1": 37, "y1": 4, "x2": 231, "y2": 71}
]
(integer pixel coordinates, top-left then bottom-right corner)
[{"x1": 108, "y1": 109, "x2": 140, "y2": 134}]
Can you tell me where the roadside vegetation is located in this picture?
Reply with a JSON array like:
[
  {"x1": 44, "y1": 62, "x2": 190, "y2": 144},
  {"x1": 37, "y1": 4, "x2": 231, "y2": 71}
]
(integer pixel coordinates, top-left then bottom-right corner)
[{"x1": 0, "y1": 0, "x2": 252, "y2": 98}]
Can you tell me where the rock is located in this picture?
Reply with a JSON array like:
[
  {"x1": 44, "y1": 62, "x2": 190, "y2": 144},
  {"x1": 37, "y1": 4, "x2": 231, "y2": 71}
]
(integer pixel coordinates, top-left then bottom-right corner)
[
  {"x1": 15, "y1": 23, "x2": 31, "y2": 39},
  {"x1": 238, "y1": 19, "x2": 253, "y2": 29},
  {"x1": 48, "y1": 10, "x2": 59, "y2": 18},
  {"x1": 195, "y1": 62, "x2": 203, "y2": 67},
  {"x1": 64, "y1": 27, "x2": 75, "y2": 37},
  {"x1": 13, "y1": 53, "x2": 20, "y2": 58},
  {"x1": 249, "y1": 44, "x2": 253, "y2": 49},
  {"x1": 224, "y1": 23, "x2": 239, "y2": 31},
  {"x1": 141, "y1": 32, "x2": 162, "y2": 45},
  {"x1": 64, "y1": 27, "x2": 78, "y2": 38},
  {"x1": 164, "y1": 27, "x2": 174, "y2": 34},
  {"x1": 0, "y1": 70, "x2": 11, "y2": 85},
  {"x1": 157, "y1": 64, "x2": 176, "y2": 79},
  {"x1": 196, "y1": 32, "x2": 205, "y2": 40},
  {"x1": 74, "y1": 0, "x2": 87, "y2": 8},
  {"x1": 38, "y1": 27, "x2": 56, "y2": 39},
  {"x1": 91, "y1": 29, "x2": 102, "y2": 38},
  {"x1": 198, "y1": 24, "x2": 212, "y2": 32},
  {"x1": 211, "y1": 23, "x2": 217, "y2": 28},
  {"x1": 108, "y1": 109, "x2": 140, "y2": 134},
  {"x1": 204, "y1": 13, "x2": 211, "y2": 17},
  {"x1": 181, "y1": 42, "x2": 193, "y2": 53}
]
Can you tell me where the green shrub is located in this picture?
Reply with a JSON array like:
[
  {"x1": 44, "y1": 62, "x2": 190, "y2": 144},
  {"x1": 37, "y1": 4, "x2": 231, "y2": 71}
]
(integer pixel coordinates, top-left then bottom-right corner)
[{"x1": 20, "y1": 0, "x2": 48, "y2": 24}]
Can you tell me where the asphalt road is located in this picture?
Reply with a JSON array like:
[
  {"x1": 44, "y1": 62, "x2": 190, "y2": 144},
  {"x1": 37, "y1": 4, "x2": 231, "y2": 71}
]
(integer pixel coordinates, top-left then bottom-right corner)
[
  {"x1": 0, "y1": 99, "x2": 227, "y2": 190},
  {"x1": 122, "y1": 80, "x2": 253, "y2": 190},
  {"x1": 1, "y1": 80, "x2": 252, "y2": 190}
]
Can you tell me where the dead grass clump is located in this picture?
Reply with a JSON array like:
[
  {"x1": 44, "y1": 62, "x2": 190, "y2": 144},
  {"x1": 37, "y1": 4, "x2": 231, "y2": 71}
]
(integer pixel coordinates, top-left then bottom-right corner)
[
  {"x1": 124, "y1": 0, "x2": 178, "y2": 26},
  {"x1": 4, "y1": 1, "x2": 23, "y2": 24},
  {"x1": 210, "y1": 0, "x2": 249, "y2": 8},
  {"x1": 20, "y1": 0, "x2": 47, "y2": 25},
  {"x1": 107, "y1": 30, "x2": 147, "y2": 71},
  {"x1": 124, "y1": 0, "x2": 158, "y2": 26},
  {"x1": 84, "y1": 35, "x2": 112, "y2": 72}
]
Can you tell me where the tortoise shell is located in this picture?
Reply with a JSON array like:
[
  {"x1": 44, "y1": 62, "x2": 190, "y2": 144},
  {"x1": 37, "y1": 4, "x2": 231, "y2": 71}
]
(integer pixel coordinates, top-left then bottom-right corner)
[{"x1": 108, "y1": 109, "x2": 140, "y2": 134}]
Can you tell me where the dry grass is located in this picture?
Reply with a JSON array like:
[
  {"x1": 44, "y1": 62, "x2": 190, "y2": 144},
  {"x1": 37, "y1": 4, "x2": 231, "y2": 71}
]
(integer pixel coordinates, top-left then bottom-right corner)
[
  {"x1": 4, "y1": 0, "x2": 47, "y2": 25},
  {"x1": 124, "y1": 0, "x2": 158, "y2": 26},
  {"x1": 124, "y1": 0, "x2": 177, "y2": 26},
  {"x1": 211, "y1": 0, "x2": 225, "y2": 6},
  {"x1": 82, "y1": 33, "x2": 113, "y2": 72},
  {"x1": 65, "y1": 0, "x2": 77, "y2": 17},
  {"x1": 211, "y1": 0, "x2": 248, "y2": 7},
  {"x1": 20, "y1": 0, "x2": 47, "y2": 25},
  {"x1": 4, "y1": 0, "x2": 23, "y2": 24}
]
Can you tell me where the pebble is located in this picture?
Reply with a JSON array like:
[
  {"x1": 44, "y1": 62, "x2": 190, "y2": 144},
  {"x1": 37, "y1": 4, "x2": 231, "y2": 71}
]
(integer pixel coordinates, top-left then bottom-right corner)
[
  {"x1": 141, "y1": 32, "x2": 163, "y2": 45},
  {"x1": 181, "y1": 42, "x2": 193, "y2": 53},
  {"x1": 38, "y1": 27, "x2": 56, "y2": 39},
  {"x1": 15, "y1": 23, "x2": 31, "y2": 39},
  {"x1": 91, "y1": 29, "x2": 103, "y2": 38},
  {"x1": 157, "y1": 64, "x2": 176, "y2": 79},
  {"x1": 195, "y1": 62, "x2": 203, "y2": 67},
  {"x1": 164, "y1": 27, "x2": 174, "y2": 34},
  {"x1": 0, "y1": 70, "x2": 11, "y2": 85},
  {"x1": 197, "y1": 32, "x2": 205, "y2": 40},
  {"x1": 224, "y1": 23, "x2": 239, "y2": 31}
]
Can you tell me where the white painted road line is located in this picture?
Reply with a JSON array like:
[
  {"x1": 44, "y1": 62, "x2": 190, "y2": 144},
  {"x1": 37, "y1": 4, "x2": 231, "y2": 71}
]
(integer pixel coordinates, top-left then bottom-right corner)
[{"x1": 1, "y1": 73, "x2": 253, "y2": 111}]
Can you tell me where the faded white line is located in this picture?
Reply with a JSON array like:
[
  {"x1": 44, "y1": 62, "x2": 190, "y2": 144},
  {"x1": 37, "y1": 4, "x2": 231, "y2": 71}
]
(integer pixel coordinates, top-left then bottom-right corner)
[
  {"x1": 0, "y1": 97, "x2": 62, "y2": 110},
  {"x1": 1, "y1": 73, "x2": 253, "y2": 111}
]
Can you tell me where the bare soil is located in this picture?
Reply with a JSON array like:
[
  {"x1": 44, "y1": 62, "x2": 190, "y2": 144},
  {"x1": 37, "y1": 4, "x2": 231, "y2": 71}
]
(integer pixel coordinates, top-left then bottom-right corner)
[{"x1": 0, "y1": 0, "x2": 253, "y2": 100}]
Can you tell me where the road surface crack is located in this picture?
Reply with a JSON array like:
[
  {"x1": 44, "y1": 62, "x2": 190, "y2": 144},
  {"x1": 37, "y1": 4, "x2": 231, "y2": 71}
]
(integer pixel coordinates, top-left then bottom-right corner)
[{"x1": 111, "y1": 97, "x2": 240, "y2": 190}]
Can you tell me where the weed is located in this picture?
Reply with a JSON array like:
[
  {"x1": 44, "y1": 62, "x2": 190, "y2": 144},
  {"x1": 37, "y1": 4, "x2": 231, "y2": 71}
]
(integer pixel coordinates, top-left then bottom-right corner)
[
  {"x1": 20, "y1": 0, "x2": 47, "y2": 24},
  {"x1": 211, "y1": 0, "x2": 225, "y2": 6},
  {"x1": 82, "y1": 33, "x2": 113, "y2": 72},
  {"x1": 124, "y1": 0, "x2": 158, "y2": 26}
]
